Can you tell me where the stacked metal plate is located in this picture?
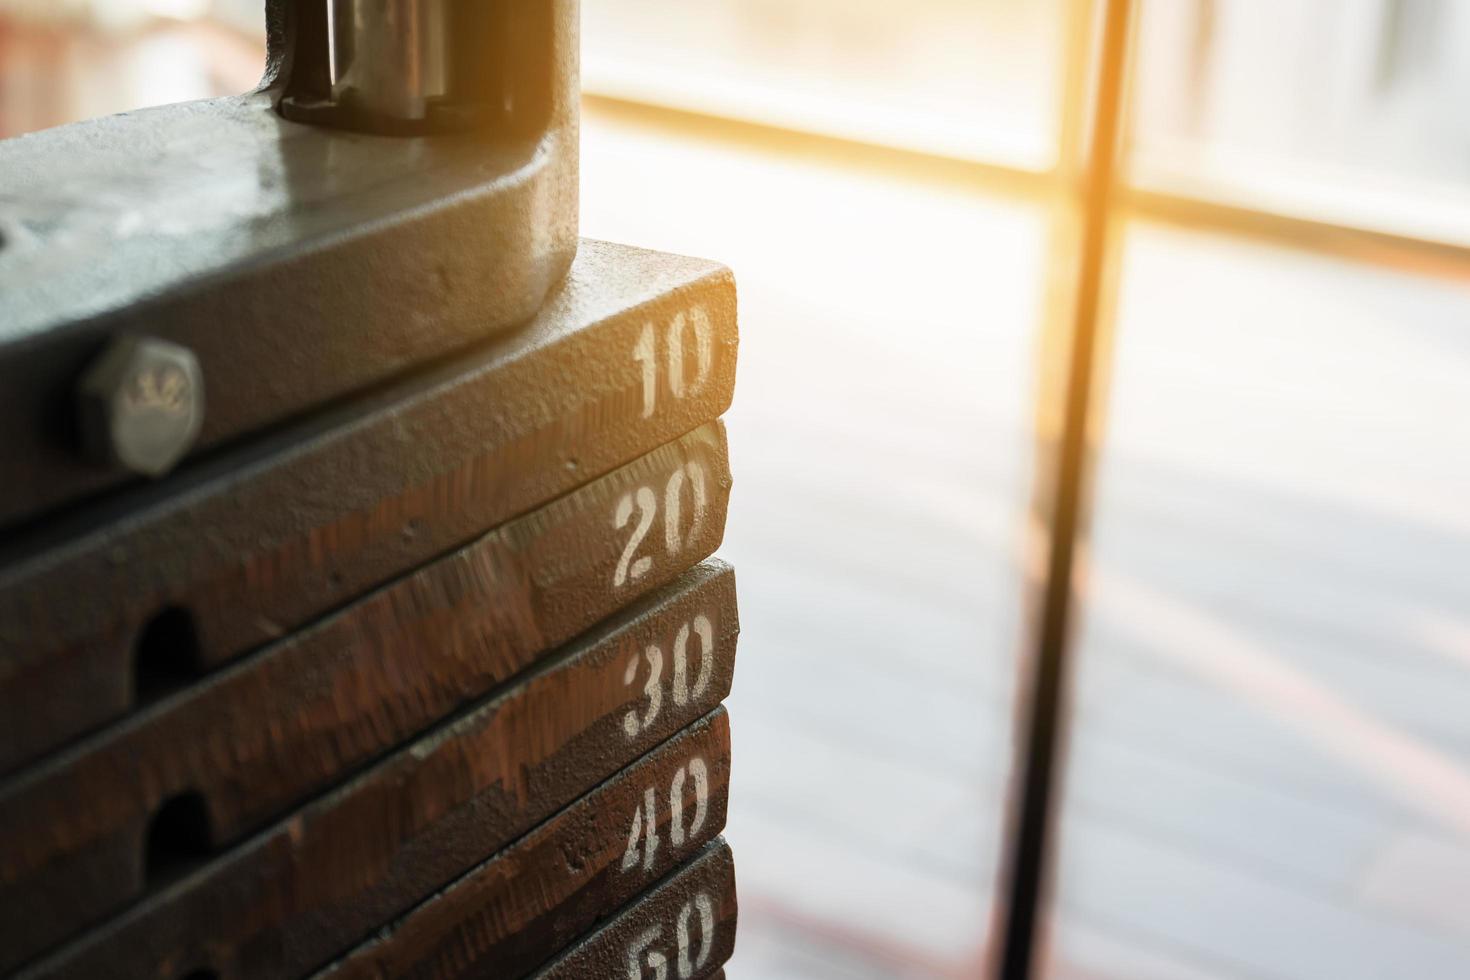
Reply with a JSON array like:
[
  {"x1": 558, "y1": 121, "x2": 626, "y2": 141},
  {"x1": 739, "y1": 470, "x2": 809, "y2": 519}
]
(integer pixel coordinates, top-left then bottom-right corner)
[{"x1": 0, "y1": 230, "x2": 742, "y2": 977}]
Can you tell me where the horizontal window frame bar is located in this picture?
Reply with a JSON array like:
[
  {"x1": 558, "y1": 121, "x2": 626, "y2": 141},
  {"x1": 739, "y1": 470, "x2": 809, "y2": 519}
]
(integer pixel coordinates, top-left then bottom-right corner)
[{"x1": 582, "y1": 91, "x2": 1470, "y2": 283}]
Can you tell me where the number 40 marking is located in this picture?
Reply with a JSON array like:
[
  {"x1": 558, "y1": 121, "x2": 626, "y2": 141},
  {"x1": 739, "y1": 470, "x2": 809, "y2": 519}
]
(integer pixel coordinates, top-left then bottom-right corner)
[{"x1": 622, "y1": 757, "x2": 709, "y2": 875}]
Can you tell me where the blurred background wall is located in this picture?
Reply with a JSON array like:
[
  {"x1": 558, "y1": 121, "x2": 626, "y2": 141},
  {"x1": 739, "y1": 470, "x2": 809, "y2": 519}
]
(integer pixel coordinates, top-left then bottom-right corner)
[{"x1": 4, "y1": 2, "x2": 1470, "y2": 978}]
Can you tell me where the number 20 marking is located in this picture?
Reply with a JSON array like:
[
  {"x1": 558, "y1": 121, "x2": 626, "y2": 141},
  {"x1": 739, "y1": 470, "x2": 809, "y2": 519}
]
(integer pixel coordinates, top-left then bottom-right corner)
[{"x1": 613, "y1": 462, "x2": 708, "y2": 589}]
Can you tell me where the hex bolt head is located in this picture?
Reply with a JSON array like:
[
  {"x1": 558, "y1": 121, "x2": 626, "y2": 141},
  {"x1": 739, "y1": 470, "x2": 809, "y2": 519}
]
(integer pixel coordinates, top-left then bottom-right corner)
[{"x1": 76, "y1": 336, "x2": 205, "y2": 478}]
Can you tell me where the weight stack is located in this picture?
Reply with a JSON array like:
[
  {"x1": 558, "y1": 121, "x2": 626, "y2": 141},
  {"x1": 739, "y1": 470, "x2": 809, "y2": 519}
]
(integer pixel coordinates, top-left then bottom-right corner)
[{"x1": 0, "y1": 238, "x2": 741, "y2": 979}]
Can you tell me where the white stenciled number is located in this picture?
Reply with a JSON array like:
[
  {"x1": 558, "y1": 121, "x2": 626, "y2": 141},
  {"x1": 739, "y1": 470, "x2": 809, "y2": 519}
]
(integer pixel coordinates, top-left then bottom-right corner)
[
  {"x1": 668, "y1": 756, "x2": 708, "y2": 847},
  {"x1": 676, "y1": 893, "x2": 715, "y2": 977},
  {"x1": 634, "y1": 306, "x2": 714, "y2": 419},
  {"x1": 671, "y1": 614, "x2": 714, "y2": 708},
  {"x1": 622, "y1": 757, "x2": 710, "y2": 875},
  {"x1": 622, "y1": 786, "x2": 662, "y2": 873},
  {"x1": 666, "y1": 308, "x2": 713, "y2": 401},
  {"x1": 612, "y1": 465, "x2": 709, "y2": 590},
  {"x1": 614, "y1": 486, "x2": 657, "y2": 588},
  {"x1": 626, "y1": 925, "x2": 668, "y2": 980},
  {"x1": 622, "y1": 646, "x2": 664, "y2": 738},
  {"x1": 623, "y1": 614, "x2": 717, "y2": 740},
  {"x1": 634, "y1": 322, "x2": 658, "y2": 419},
  {"x1": 625, "y1": 893, "x2": 717, "y2": 980},
  {"x1": 662, "y1": 461, "x2": 707, "y2": 554}
]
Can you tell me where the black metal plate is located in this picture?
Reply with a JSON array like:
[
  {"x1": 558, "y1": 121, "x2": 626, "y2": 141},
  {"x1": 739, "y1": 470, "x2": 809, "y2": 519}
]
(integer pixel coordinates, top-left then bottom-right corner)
[
  {"x1": 12, "y1": 585, "x2": 737, "y2": 978},
  {"x1": 0, "y1": 239, "x2": 738, "y2": 774},
  {"x1": 0, "y1": 430, "x2": 733, "y2": 968},
  {"x1": 313, "y1": 712, "x2": 732, "y2": 980},
  {"x1": 0, "y1": 0, "x2": 578, "y2": 528},
  {"x1": 530, "y1": 838, "x2": 738, "y2": 980}
]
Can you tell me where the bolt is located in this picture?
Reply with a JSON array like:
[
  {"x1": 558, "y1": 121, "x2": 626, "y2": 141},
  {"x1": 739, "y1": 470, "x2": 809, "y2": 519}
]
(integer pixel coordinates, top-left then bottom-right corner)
[{"x1": 76, "y1": 336, "x2": 205, "y2": 478}]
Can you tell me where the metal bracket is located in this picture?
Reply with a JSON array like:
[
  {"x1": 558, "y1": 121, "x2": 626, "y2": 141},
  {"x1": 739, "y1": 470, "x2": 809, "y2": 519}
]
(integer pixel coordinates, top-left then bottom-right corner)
[{"x1": 0, "y1": 0, "x2": 579, "y2": 528}]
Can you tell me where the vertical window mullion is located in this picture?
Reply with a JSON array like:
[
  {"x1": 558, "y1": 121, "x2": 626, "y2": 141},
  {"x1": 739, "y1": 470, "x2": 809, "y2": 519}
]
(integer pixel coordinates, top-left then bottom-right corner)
[{"x1": 994, "y1": 0, "x2": 1137, "y2": 977}]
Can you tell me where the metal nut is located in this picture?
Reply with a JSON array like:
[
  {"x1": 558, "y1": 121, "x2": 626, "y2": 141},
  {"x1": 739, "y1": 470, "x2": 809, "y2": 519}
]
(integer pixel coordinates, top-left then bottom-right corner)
[{"x1": 76, "y1": 336, "x2": 205, "y2": 478}]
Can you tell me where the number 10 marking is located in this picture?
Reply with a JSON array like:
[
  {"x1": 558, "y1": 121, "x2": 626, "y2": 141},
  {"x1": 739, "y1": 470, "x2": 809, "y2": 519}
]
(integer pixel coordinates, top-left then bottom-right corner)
[{"x1": 634, "y1": 308, "x2": 714, "y2": 419}]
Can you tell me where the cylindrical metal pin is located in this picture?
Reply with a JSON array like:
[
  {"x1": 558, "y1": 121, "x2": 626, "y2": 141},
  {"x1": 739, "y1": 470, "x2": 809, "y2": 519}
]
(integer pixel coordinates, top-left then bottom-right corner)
[{"x1": 329, "y1": 0, "x2": 450, "y2": 122}]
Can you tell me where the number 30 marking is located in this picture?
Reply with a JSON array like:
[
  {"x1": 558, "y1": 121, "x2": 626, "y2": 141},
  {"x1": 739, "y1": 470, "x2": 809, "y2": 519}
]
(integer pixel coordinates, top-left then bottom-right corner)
[{"x1": 623, "y1": 613, "x2": 715, "y2": 739}]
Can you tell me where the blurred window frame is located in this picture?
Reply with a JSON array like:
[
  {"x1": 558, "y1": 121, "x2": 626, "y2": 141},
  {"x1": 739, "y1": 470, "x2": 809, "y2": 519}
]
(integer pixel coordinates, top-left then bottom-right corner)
[{"x1": 585, "y1": 1, "x2": 1470, "y2": 976}]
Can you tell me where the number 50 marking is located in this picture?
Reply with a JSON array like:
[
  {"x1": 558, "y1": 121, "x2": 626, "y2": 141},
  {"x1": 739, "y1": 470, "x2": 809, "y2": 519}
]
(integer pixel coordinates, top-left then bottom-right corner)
[{"x1": 624, "y1": 891, "x2": 715, "y2": 980}]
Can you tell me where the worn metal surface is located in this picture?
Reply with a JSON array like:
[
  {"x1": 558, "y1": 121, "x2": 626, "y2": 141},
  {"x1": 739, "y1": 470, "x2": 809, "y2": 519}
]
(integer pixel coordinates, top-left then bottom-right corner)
[
  {"x1": 13, "y1": 589, "x2": 736, "y2": 978},
  {"x1": 0, "y1": 240, "x2": 738, "y2": 774},
  {"x1": 314, "y1": 712, "x2": 732, "y2": 980},
  {"x1": 0, "y1": 434, "x2": 734, "y2": 969},
  {"x1": 0, "y1": 0, "x2": 578, "y2": 527},
  {"x1": 531, "y1": 838, "x2": 738, "y2": 980}
]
